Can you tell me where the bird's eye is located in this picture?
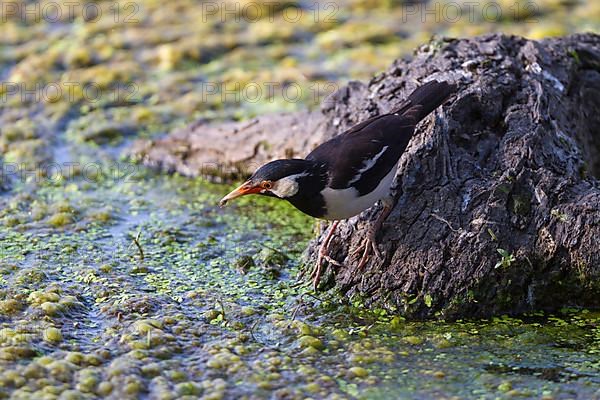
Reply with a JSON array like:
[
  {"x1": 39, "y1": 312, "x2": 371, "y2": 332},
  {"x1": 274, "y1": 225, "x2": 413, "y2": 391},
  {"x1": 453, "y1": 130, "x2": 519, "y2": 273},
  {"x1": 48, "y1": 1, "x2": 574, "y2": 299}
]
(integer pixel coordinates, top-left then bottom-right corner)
[{"x1": 261, "y1": 181, "x2": 273, "y2": 190}]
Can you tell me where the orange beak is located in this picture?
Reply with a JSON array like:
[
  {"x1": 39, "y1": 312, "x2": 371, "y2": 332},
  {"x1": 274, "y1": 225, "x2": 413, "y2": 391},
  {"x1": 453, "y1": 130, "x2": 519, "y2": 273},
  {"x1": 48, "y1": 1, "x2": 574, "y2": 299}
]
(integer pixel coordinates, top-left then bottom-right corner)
[{"x1": 219, "y1": 182, "x2": 262, "y2": 207}]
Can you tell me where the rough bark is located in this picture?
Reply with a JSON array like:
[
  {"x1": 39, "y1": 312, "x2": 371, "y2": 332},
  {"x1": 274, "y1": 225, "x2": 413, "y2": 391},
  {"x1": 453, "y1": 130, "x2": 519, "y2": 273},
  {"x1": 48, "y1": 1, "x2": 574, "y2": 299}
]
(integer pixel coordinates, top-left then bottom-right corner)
[
  {"x1": 129, "y1": 33, "x2": 600, "y2": 318},
  {"x1": 311, "y1": 33, "x2": 600, "y2": 318}
]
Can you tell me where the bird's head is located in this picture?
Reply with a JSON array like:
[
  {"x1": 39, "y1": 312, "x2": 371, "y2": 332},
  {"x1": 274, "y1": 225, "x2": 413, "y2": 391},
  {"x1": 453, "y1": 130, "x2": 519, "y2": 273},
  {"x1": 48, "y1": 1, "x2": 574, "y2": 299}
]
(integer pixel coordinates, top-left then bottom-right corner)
[{"x1": 219, "y1": 159, "x2": 315, "y2": 207}]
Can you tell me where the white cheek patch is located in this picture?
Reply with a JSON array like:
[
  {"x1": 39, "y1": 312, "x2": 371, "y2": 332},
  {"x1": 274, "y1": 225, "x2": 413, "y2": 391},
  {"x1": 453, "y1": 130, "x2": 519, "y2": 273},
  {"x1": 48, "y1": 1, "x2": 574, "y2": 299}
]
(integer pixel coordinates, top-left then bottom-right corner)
[{"x1": 270, "y1": 173, "x2": 308, "y2": 198}]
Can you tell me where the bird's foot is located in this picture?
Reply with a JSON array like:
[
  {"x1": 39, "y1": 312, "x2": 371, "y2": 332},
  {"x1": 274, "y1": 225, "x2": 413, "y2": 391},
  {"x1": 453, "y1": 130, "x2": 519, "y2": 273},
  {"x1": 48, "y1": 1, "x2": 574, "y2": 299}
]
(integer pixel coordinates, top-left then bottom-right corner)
[
  {"x1": 351, "y1": 228, "x2": 382, "y2": 269},
  {"x1": 350, "y1": 200, "x2": 393, "y2": 269},
  {"x1": 310, "y1": 220, "x2": 343, "y2": 291},
  {"x1": 311, "y1": 247, "x2": 345, "y2": 291}
]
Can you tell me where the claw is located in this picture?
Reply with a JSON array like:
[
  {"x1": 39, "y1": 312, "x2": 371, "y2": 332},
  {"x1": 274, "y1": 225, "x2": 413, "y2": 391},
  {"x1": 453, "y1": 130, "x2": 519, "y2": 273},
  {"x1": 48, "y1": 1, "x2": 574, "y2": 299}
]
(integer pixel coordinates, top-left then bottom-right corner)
[
  {"x1": 351, "y1": 201, "x2": 393, "y2": 269},
  {"x1": 355, "y1": 233, "x2": 381, "y2": 270},
  {"x1": 322, "y1": 254, "x2": 344, "y2": 267},
  {"x1": 311, "y1": 260, "x2": 323, "y2": 291}
]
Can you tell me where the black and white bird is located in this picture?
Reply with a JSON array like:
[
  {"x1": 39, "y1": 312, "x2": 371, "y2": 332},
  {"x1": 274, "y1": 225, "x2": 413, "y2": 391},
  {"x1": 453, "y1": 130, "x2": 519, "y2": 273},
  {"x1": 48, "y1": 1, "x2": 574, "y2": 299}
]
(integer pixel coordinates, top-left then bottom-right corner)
[{"x1": 220, "y1": 80, "x2": 456, "y2": 289}]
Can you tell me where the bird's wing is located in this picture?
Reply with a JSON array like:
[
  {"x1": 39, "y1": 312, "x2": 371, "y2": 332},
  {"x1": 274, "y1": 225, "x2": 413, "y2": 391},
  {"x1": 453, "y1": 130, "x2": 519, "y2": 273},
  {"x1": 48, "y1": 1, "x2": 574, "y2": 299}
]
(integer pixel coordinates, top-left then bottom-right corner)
[{"x1": 306, "y1": 114, "x2": 416, "y2": 196}]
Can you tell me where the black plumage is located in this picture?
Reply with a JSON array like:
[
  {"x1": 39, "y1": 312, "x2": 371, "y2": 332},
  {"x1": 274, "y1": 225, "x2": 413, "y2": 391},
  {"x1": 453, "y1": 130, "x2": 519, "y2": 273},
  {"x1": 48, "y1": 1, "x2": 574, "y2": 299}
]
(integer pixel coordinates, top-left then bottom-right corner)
[
  {"x1": 220, "y1": 80, "x2": 457, "y2": 289},
  {"x1": 307, "y1": 80, "x2": 456, "y2": 195}
]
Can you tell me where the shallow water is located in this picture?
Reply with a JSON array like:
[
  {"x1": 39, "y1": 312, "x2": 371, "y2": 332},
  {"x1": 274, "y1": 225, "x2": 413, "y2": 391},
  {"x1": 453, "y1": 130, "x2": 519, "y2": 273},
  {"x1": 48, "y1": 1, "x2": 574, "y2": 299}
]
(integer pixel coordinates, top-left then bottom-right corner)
[{"x1": 0, "y1": 144, "x2": 599, "y2": 398}]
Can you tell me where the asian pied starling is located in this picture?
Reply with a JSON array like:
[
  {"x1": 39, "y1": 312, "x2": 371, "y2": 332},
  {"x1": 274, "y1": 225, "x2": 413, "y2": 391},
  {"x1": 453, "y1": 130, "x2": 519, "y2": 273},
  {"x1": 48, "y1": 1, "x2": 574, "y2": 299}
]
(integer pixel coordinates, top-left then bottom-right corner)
[{"x1": 220, "y1": 80, "x2": 456, "y2": 290}]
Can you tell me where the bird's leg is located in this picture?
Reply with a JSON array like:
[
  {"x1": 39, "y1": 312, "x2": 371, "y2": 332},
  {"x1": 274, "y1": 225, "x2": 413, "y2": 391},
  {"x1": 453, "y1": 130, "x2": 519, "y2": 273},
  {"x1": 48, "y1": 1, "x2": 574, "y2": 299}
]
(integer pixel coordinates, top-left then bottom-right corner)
[
  {"x1": 311, "y1": 220, "x2": 342, "y2": 290},
  {"x1": 353, "y1": 198, "x2": 394, "y2": 269},
  {"x1": 319, "y1": 223, "x2": 344, "y2": 268}
]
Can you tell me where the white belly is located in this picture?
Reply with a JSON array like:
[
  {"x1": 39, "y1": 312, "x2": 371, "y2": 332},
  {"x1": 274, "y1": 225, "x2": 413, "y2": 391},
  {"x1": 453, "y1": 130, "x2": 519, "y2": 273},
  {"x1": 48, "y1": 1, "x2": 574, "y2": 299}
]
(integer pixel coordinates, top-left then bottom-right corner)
[{"x1": 319, "y1": 163, "x2": 398, "y2": 220}]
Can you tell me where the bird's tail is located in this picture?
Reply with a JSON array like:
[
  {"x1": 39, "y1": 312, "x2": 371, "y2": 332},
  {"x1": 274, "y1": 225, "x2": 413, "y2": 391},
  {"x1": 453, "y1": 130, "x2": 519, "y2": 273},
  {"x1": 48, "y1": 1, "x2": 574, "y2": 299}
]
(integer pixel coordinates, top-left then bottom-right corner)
[{"x1": 393, "y1": 80, "x2": 456, "y2": 122}]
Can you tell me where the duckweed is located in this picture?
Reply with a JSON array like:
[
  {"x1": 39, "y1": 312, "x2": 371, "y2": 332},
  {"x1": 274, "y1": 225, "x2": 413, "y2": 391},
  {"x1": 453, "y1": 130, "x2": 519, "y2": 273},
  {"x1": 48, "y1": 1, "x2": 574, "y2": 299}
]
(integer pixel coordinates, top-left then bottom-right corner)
[
  {"x1": 297, "y1": 335, "x2": 325, "y2": 350},
  {"x1": 47, "y1": 212, "x2": 73, "y2": 227},
  {"x1": 0, "y1": 299, "x2": 22, "y2": 316},
  {"x1": 89, "y1": 210, "x2": 113, "y2": 223},
  {"x1": 348, "y1": 366, "x2": 369, "y2": 379},
  {"x1": 96, "y1": 381, "x2": 113, "y2": 396},
  {"x1": 43, "y1": 328, "x2": 63, "y2": 343},
  {"x1": 76, "y1": 375, "x2": 99, "y2": 393},
  {"x1": 175, "y1": 382, "x2": 201, "y2": 396},
  {"x1": 40, "y1": 302, "x2": 60, "y2": 315},
  {"x1": 65, "y1": 353, "x2": 85, "y2": 365},
  {"x1": 403, "y1": 335, "x2": 424, "y2": 345},
  {"x1": 124, "y1": 380, "x2": 143, "y2": 395}
]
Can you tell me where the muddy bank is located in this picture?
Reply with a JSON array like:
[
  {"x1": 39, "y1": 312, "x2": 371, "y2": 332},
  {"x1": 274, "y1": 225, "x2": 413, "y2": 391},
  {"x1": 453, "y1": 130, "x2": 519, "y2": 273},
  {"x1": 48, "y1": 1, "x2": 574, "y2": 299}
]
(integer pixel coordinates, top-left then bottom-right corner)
[
  {"x1": 132, "y1": 33, "x2": 600, "y2": 319},
  {"x1": 130, "y1": 111, "x2": 326, "y2": 181}
]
